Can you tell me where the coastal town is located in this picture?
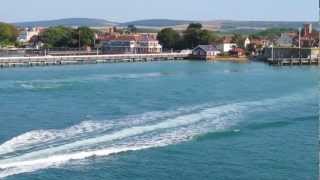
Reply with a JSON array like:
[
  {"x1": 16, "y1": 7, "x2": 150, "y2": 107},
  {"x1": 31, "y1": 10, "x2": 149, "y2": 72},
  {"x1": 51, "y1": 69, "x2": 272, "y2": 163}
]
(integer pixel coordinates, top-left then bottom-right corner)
[
  {"x1": 0, "y1": 21, "x2": 319, "y2": 67},
  {"x1": 0, "y1": 1, "x2": 319, "y2": 179}
]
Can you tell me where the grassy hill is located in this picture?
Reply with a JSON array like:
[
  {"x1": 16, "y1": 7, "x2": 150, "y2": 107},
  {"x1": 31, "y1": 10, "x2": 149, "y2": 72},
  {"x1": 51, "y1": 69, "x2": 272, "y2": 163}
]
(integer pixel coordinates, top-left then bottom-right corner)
[
  {"x1": 13, "y1": 18, "x2": 318, "y2": 32},
  {"x1": 14, "y1": 18, "x2": 117, "y2": 28},
  {"x1": 121, "y1": 19, "x2": 196, "y2": 27}
]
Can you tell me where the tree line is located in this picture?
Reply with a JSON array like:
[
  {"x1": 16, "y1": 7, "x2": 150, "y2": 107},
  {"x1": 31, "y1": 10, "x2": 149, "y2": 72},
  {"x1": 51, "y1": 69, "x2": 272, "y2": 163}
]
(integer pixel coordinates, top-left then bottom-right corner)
[
  {"x1": 38, "y1": 26, "x2": 95, "y2": 48},
  {"x1": 157, "y1": 23, "x2": 218, "y2": 50},
  {"x1": 0, "y1": 23, "x2": 19, "y2": 47},
  {"x1": 0, "y1": 23, "x2": 96, "y2": 48}
]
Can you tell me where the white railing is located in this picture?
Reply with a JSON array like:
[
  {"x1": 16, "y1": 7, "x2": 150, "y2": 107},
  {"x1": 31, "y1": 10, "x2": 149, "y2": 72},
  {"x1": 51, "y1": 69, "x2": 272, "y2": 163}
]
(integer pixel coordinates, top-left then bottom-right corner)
[{"x1": 0, "y1": 52, "x2": 190, "y2": 63}]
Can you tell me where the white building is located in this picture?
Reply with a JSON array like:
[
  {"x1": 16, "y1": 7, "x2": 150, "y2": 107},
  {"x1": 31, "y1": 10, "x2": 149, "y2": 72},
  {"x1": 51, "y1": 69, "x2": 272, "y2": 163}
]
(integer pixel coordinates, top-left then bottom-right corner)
[
  {"x1": 17, "y1": 28, "x2": 41, "y2": 43},
  {"x1": 277, "y1": 32, "x2": 297, "y2": 47},
  {"x1": 101, "y1": 34, "x2": 162, "y2": 54},
  {"x1": 192, "y1": 45, "x2": 221, "y2": 60},
  {"x1": 244, "y1": 37, "x2": 251, "y2": 48},
  {"x1": 217, "y1": 43, "x2": 237, "y2": 53}
]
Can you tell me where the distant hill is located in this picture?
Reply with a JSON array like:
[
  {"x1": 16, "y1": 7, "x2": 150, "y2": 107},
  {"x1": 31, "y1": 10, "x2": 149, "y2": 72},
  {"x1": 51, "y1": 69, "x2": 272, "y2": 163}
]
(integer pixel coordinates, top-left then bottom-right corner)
[
  {"x1": 122, "y1": 19, "x2": 319, "y2": 32},
  {"x1": 121, "y1": 19, "x2": 197, "y2": 27},
  {"x1": 14, "y1": 18, "x2": 117, "y2": 28},
  {"x1": 13, "y1": 18, "x2": 319, "y2": 32},
  {"x1": 215, "y1": 20, "x2": 319, "y2": 31}
]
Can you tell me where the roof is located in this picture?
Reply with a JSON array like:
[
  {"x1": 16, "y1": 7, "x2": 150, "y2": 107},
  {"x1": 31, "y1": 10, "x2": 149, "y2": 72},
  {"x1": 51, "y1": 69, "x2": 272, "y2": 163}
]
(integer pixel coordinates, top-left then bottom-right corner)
[
  {"x1": 193, "y1": 45, "x2": 219, "y2": 52},
  {"x1": 281, "y1": 32, "x2": 298, "y2": 38},
  {"x1": 222, "y1": 36, "x2": 233, "y2": 43},
  {"x1": 97, "y1": 34, "x2": 158, "y2": 42},
  {"x1": 230, "y1": 48, "x2": 245, "y2": 53}
]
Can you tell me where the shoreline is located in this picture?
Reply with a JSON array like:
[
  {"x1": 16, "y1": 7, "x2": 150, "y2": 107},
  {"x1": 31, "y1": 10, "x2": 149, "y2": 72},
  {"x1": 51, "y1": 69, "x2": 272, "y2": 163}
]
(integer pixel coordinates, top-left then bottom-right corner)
[{"x1": 214, "y1": 57, "x2": 249, "y2": 61}]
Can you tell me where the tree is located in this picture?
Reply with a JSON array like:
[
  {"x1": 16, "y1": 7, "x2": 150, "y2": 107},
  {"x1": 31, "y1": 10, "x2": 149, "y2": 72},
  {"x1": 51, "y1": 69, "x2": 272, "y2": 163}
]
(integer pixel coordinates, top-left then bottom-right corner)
[
  {"x1": 183, "y1": 23, "x2": 216, "y2": 49},
  {"x1": 127, "y1": 25, "x2": 138, "y2": 33},
  {"x1": 187, "y1": 23, "x2": 202, "y2": 30},
  {"x1": 183, "y1": 25, "x2": 201, "y2": 48},
  {"x1": 40, "y1": 26, "x2": 74, "y2": 48},
  {"x1": 199, "y1": 30, "x2": 217, "y2": 45},
  {"x1": 40, "y1": 26, "x2": 95, "y2": 48},
  {"x1": 76, "y1": 26, "x2": 95, "y2": 47},
  {"x1": 254, "y1": 28, "x2": 294, "y2": 39},
  {"x1": 246, "y1": 43, "x2": 256, "y2": 55},
  {"x1": 231, "y1": 33, "x2": 245, "y2": 48},
  {"x1": 0, "y1": 23, "x2": 18, "y2": 46},
  {"x1": 157, "y1": 28, "x2": 181, "y2": 50}
]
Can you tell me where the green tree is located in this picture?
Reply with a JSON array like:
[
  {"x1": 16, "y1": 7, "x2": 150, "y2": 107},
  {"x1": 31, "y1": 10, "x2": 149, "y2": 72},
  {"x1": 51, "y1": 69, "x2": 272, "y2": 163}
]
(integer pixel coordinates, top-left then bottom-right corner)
[
  {"x1": 183, "y1": 23, "x2": 216, "y2": 49},
  {"x1": 183, "y1": 25, "x2": 201, "y2": 48},
  {"x1": 245, "y1": 43, "x2": 256, "y2": 55},
  {"x1": 40, "y1": 26, "x2": 74, "y2": 48},
  {"x1": 199, "y1": 30, "x2": 217, "y2": 45},
  {"x1": 0, "y1": 23, "x2": 18, "y2": 46},
  {"x1": 254, "y1": 28, "x2": 294, "y2": 39},
  {"x1": 40, "y1": 26, "x2": 95, "y2": 48},
  {"x1": 127, "y1": 25, "x2": 138, "y2": 33},
  {"x1": 157, "y1": 28, "x2": 181, "y2": 50},
  {"x1": 187, "y1": 23, "x2": 202, "y2": 30},
  {"x1": 231, "y1": 33, "x2": 245, "y2": 48},
  {"x1": 76, "y1": 26, "x2": 95, "y2": 47}
]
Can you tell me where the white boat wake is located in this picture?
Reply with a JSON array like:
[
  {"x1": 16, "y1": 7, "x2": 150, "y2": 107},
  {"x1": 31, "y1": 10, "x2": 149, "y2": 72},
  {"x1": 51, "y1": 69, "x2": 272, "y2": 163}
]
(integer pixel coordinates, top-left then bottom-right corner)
[{"x1": 0, "y1": 90, "x2": 314, "y2": 178}]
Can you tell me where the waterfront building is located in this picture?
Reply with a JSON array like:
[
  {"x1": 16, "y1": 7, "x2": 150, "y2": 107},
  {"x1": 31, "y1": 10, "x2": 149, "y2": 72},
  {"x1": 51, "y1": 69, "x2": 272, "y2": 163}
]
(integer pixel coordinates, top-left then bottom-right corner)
[
  {"x1": 229, "y1": 47, "x2": 246, "y2": 57},
  {"x1": 277, "y1": 32, "x2": 297, "y2": 47},
  {"x1": 251, "y1": 38, "x2": 270, "y2": 48},
  {"x1": 299, "y1": 24, "x2": 319, "y2": 47},
  {"x1": 244, "y1": 37, "x2": 251, "y2": 48},
  {"x1": 99, "y1": 34, "x2": 162, "y2": 54},
  {"x1": 191, "y1": 45, "x2": 221, "y2": 60},
  {"x1": 217, "y1": 37, "x2": 237, "y2": 53},
  {"x1": 17, "y1": 28, "x2": 42, "y2": 43}
]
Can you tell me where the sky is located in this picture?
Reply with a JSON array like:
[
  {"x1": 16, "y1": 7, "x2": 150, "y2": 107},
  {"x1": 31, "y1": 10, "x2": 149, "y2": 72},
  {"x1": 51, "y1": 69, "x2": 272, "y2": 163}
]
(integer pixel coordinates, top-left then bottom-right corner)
[{"x1": 0, "y1": 0, "x2": 318, "y2": 23}]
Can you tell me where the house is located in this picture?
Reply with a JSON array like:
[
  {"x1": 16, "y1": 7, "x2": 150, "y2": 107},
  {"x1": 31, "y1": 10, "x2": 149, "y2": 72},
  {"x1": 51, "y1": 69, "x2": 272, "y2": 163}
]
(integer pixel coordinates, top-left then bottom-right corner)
[
  {"x1": 229, "y1": 47, "x2": 246, "y2": 57},
  {"x1": 300, "y1": 24, "x2": 319, "y2": 47},
  {"x1": 99, "y1": 34, "x2": 162, "y2": 54},
  {"x1": 251, "y1": 38, "x2": 270, "y2": 48},
  {"x1": 17, "y1": 28, "x2": 42, "y2": 43},
  {"x1": 244, "y1": 37, "x2": 251, "y2": 48},
  {"x1": 277, "y1": 32, "x2": 297, "y2": 47},
  {"x1": 217, "y1": 37, "x2": 237, "y2": 53},
  {"x1": 136, "y1": 34, "x2": 162, "y2": 54},
  {"x1": 192, "y1": 45, "x2": 221, "y2": 60}
]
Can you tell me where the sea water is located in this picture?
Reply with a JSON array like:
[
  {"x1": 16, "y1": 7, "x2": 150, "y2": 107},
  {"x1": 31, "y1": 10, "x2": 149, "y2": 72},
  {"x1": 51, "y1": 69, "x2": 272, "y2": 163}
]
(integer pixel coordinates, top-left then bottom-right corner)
[{"x1": 0, "y1": 61, "x2": 318, "y2": 179}]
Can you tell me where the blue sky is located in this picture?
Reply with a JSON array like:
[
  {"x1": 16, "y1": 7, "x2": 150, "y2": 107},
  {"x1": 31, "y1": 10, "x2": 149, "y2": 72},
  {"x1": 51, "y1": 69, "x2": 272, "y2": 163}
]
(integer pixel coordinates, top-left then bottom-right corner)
[{"x1": 1, "y1": 0, "x2": 318, "y2": 22}]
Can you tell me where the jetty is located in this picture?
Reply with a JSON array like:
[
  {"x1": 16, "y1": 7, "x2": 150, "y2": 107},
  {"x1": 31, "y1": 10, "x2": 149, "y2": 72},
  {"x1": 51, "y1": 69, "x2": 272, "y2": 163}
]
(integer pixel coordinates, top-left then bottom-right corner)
[
  {"x1": 263, "y1": 47, "x2": 320, "y2": 66},
  {"x1": 0, "y1": 53, "x2": 189, "y2": 68},
  {"x1": 267, "y1": 57, "x2": 320, "y2": 65}
]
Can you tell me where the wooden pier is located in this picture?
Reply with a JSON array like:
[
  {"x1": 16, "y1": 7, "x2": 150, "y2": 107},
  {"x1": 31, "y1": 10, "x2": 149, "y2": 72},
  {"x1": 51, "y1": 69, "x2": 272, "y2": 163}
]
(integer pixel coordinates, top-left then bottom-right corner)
[
  {"x1": 0, "y1": 53, "x2": 189, "y2": 68},
  {"x1": 267, "y1": 58, "x2": 320, "y2": 66}
]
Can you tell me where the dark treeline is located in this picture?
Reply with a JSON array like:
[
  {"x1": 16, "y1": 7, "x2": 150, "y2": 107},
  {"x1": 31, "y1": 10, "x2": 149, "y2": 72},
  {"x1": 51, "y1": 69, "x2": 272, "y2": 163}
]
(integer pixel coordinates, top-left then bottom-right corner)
[
  {"x1": 39, "y1": 26, "x2": 95, "y2": 48},
  {"x1": 0, "y1": 23, "x2": 19, "y2": 47},
  {"x1": 0, "y1": 23, "x2": 96, "y2": 48},
  {"x1": 157, "y1": 23, "x2": 218, "y2": 50}
]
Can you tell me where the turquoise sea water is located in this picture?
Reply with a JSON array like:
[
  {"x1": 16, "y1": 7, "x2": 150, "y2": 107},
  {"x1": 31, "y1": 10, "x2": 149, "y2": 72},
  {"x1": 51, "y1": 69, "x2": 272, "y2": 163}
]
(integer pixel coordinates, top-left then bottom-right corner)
[{"x1": 0, "y1": 61, "x2": 318, "y2": 179}]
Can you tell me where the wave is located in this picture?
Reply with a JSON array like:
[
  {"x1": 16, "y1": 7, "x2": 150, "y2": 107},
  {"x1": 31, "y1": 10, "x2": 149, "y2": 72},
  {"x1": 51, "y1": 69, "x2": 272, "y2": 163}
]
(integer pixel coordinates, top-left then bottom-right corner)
[
  {"x1": 0, "y1": 90, "x2": 314, "y2": 178},
  {"x1": 0, "y1": 72, "x2": 167, "y2": 91}
]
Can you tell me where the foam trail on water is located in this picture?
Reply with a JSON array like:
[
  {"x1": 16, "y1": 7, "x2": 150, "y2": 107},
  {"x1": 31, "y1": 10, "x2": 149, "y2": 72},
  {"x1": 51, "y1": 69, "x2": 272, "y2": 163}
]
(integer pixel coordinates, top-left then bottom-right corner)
[
  {"x1": 0, "y1": 121, "x2": 115, "y2": 155},
  {"x1": 0, "y1": 105, "x2": 203, "y2": 156},
  {"x1": 0, "y1": 72, "x2": 167, "y2": 91},
  {"x1": 0, "y1": 90, "x2": 314, "y2": 178}
]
